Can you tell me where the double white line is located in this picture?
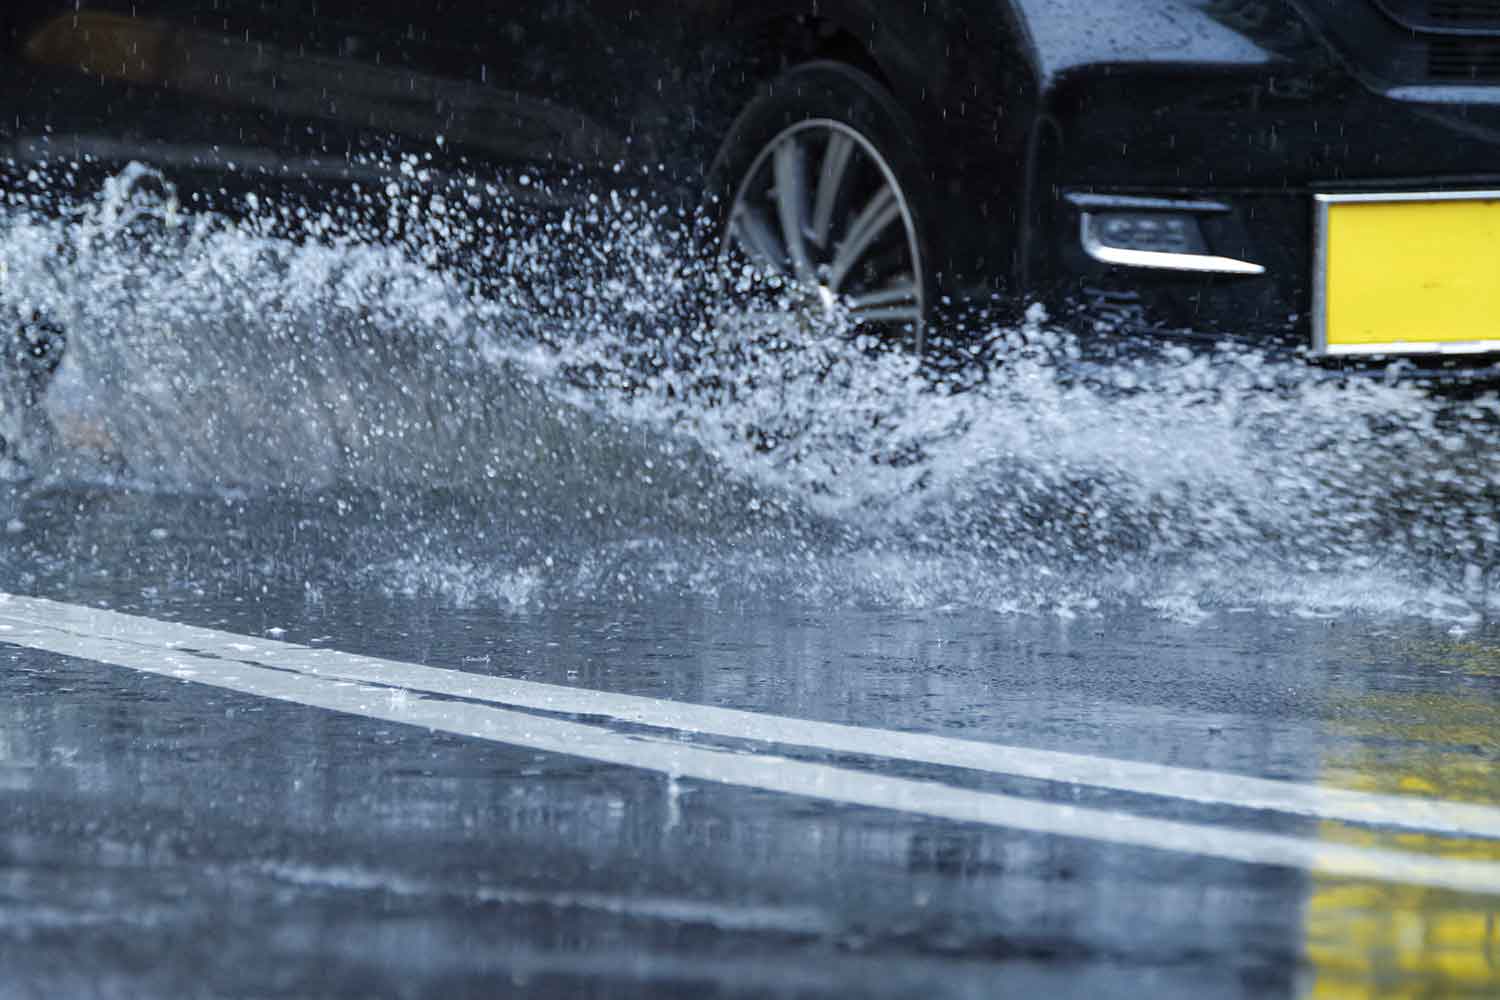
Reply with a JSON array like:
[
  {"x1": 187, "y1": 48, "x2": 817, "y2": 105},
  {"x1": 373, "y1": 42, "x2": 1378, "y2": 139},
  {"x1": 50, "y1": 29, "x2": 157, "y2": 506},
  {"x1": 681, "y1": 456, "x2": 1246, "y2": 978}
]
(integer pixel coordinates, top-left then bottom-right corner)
[{"x1": 3, "y1": 592, "x2": 1499, "y2": 894}]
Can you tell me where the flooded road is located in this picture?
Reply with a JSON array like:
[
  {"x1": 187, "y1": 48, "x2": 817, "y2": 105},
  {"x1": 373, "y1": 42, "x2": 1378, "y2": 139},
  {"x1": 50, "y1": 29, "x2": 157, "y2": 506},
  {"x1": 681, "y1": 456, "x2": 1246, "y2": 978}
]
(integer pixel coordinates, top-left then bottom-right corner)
[{"x1": 1, "y1": 171, "x2": 1498, "y2": 996}]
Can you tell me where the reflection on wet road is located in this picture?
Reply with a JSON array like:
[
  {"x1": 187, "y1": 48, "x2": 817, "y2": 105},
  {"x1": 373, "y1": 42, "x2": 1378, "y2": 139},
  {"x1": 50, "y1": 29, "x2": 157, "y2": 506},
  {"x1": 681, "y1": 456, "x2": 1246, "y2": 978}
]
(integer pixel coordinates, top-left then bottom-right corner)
[
  {"x1": 3, "y1": 569, "x2": 1498, "y2": 997},
  {"x1": 1305, "y1": 640, "x2": 1500, "y2": 997}
]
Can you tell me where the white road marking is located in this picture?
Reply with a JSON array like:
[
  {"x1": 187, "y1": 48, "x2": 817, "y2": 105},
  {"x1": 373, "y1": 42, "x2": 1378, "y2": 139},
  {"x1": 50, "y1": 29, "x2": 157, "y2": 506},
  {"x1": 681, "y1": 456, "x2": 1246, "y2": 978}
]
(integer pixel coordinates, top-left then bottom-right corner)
[
  {"x1": 2, "y1": 593, "x2": 1499, "y2": 895},
  {"x1": 4, "y1": 594, "x2": 1494, "y2": 840}
]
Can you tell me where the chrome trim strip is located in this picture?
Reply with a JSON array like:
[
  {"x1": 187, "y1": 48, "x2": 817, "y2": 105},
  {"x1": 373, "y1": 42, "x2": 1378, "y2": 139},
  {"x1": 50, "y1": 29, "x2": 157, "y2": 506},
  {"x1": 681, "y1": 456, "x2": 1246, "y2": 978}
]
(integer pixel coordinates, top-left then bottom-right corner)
[
  {"x1": 1079, "y1": 214, "x2": 1265, "y2": 275},
  {"x1": 1065, "y1": 192, "x2": 1231, "y2": 213},
  {"x1": 4, "y1": 135, "x2": 391, "y2": 183},
  {"x1": 1, "y1": 134, "x2": 574, "y2": 207},
  {"x1": 1313, "y1": 196, "x2": 1331, "y2": 356},
  {"x1": 1373, "y1": 0, "x2": 1500, "y2": 37},
  {"x1": 1313, "y1": 190, "x2": 1500, "y2": 358},
  {"x1": 1386, "y1": 85, "x2": 1500, "y2": 106},
  {"x1": 1324, "y1": 340, "x2": 1500, "y2": 357},
  {"x1": 1316, "y1": 190, "x2": 1500, "y2": 205}
]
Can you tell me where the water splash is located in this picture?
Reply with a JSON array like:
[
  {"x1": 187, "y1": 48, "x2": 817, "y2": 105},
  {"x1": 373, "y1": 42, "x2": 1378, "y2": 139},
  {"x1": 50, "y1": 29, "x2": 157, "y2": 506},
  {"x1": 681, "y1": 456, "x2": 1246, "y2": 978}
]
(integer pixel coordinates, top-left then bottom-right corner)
[{"x1": 1, "y1": 161, "x2": 1496, "y2": 619}]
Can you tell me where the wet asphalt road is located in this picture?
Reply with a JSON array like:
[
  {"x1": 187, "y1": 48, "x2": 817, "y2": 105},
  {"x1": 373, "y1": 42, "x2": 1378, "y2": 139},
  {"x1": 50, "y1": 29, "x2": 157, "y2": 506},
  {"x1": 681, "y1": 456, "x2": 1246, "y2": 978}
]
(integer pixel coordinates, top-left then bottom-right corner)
[
  {"x1": 0, "y1": 493, "x2": 1499, "y2": 998},
  {"x1": 3, "y1": 105, "x2": 1500, "y2": 996}
]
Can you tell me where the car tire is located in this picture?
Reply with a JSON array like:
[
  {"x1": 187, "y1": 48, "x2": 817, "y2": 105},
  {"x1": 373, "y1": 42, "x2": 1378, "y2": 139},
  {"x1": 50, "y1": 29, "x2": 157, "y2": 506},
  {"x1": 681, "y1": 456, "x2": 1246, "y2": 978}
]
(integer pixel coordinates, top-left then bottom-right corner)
[{"x1": 706, "y1": 61, "x2": 936, "y2": 354}]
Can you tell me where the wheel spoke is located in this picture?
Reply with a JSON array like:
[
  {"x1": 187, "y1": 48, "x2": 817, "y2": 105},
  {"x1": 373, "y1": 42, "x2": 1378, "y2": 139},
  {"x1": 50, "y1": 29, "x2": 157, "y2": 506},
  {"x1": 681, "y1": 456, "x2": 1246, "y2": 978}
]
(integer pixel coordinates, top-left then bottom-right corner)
[
  {"x1": 810, "y1": 132, "x2": 854, "y2": 250},
  {"x1": 827, "y1": 186, "x2": 899, "y2": 293},
  {"x1": 723, "y1": 119, "x2": 926, "y2": 351},
  {"x1": 847, "y1": 277, "x2": 918, "y2": 312},
  {"x1": 772, "y1": 138, "x2": 815, "y2": 285},
  {"x1": 731, "y1": 203, "x2": 789, "y2": 276}
]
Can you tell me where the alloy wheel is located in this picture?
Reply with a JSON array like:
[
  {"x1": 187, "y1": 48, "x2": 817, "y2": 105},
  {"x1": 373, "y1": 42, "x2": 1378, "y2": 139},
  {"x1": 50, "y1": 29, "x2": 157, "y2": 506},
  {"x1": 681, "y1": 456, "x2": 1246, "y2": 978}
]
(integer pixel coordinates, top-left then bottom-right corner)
[{"x1": 723, "y1": 119, "x2": 928, "y2": 353}]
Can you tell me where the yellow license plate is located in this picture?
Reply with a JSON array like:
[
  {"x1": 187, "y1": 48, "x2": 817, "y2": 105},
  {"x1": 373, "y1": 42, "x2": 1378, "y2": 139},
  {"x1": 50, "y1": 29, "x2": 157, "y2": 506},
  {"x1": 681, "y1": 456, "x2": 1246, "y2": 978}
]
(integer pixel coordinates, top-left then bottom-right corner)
[{"x1": 1315, "y1": 192, "x2": 1500, "y2": 356}]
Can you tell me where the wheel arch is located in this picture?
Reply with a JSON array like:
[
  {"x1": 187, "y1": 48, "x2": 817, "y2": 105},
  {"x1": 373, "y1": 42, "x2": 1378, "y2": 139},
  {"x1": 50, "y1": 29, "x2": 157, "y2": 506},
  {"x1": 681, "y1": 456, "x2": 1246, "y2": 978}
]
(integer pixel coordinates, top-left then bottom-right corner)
[
  {"x1": 720, "y1": 3, "x2": 1039, "y2": 119},
  {"x1": 698, "y1": 2, "x2": 1046, "y2": 311}
]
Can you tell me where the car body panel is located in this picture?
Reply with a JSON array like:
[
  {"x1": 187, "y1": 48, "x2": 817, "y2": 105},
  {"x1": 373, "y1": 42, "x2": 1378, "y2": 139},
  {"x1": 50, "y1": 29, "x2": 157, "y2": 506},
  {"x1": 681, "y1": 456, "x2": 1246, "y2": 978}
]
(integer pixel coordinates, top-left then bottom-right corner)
[
  {"x1": 1015, "y1": 0, "x2": 1275, "y2": 80},
  {"x1": 2, "y1": 1, "x2": 1500, "y2": 364}
]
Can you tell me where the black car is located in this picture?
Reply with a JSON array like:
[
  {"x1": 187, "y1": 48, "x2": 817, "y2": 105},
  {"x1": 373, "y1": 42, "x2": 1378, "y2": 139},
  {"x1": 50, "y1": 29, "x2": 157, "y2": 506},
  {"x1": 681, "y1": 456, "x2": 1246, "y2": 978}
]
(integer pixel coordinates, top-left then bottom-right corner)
[{"x1": 5, "y1": 1, "x2": 1500, "y2": 369}]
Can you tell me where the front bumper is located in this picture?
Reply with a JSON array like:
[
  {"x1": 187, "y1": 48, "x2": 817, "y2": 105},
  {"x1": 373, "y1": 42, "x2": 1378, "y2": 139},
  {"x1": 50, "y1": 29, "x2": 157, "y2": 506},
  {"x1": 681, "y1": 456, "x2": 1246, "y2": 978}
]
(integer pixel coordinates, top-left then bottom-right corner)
[
  {"x1": 1036, "y1": 49, "x2": 1500, "y2": 374},
  {"x1": 1048, "y1": 176, "x2": 1500, "y2": 377}
]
